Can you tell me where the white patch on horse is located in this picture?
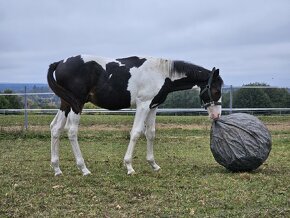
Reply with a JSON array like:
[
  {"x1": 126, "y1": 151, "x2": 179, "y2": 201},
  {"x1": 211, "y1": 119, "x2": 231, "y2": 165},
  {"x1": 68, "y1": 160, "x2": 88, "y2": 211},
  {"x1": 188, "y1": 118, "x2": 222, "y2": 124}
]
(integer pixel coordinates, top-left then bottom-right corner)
[
  {"x1": 192, "y1": 85, "x2": 200, "y2": 90},
  {"x1": 127, "y1": 58, "x2": 171, "y2": 105},
  {"x1": 81, "y1": 55, "x2": 113, "y2": 70},
  {"x1": 170, "y1": 71, "x2": 186, "y2": 81}
]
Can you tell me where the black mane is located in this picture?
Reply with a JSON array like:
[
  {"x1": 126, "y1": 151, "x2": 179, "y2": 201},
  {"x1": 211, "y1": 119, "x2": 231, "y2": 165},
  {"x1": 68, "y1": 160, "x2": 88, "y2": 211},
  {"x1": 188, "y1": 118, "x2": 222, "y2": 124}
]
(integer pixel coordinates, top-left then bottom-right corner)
[{"x1": 172, "y1": 60, "x2": 210, "y2": 81}]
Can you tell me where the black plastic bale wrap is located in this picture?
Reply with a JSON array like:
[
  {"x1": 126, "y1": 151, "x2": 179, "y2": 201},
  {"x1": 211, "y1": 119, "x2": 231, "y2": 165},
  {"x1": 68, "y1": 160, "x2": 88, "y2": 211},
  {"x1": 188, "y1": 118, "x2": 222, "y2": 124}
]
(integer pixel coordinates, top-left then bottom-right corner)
[{"x1": 210, "y1": 113, "x2": 272, "y2": 172}]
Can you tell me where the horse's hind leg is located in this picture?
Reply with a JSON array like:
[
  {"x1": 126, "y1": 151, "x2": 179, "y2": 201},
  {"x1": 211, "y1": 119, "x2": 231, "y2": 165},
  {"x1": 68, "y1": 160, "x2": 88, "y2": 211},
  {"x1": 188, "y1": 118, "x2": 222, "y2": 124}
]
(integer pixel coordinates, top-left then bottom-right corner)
[
  {"x1": 50, "y1": 110, "x2": 67, "y2": 176},
  {"x1": 65, "y1": 111, "x2": 91, "y2": 176},
  {"x1": 145, "y1": 108, "x2": 161, "y2": 171}
]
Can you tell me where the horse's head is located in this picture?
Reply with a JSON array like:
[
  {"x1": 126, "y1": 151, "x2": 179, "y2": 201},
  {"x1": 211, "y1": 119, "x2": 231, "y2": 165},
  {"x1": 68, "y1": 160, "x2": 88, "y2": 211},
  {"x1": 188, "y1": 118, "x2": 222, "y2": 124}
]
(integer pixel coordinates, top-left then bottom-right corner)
[{"x1": 199, "y1": 68, "x2": 223, "y2": 120}]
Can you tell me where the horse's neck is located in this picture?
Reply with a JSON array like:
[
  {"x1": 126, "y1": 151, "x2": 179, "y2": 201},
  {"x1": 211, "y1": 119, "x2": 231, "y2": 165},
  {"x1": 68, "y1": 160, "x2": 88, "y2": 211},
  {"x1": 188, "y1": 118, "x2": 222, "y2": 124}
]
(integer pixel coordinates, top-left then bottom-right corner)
[{"x1": 166, "y1": 60, "x2": 210, "y2": 91}]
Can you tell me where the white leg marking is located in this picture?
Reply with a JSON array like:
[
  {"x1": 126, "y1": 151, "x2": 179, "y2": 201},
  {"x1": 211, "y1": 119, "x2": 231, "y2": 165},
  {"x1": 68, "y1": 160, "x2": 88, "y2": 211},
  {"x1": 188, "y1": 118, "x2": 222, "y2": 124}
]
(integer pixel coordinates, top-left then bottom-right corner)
[
  {"x1": 145, "y1": 108, "x2": 161, "y2": 171},
  {"x1": 124, "y1": 100, "x2": 150, "y2": 175},
  {"x1": 50, "y1": 110, "x2": 67, "y2": 176},
  {"x1": 66, "y1": 112, "x2": 91, "y2": 176}
]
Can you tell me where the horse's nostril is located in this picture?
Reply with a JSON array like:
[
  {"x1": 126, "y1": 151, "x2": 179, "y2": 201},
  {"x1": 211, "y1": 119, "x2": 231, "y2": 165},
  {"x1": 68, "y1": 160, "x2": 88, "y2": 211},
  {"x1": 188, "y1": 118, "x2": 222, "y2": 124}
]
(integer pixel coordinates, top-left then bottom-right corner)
[{"x1": 211, "y1": 113, "x2": 220, "y2": 120}]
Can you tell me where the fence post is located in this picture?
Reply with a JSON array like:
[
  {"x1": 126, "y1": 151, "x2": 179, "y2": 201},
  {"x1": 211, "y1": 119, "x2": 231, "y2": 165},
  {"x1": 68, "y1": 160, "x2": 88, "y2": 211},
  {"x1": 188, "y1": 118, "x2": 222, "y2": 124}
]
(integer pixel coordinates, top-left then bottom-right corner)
[
  {"x1": 24, "y1": 86, "x2": 28, "y2": 130},
  {"x1": 229, "y1": 85, "x2": 233, "y2": 114}
]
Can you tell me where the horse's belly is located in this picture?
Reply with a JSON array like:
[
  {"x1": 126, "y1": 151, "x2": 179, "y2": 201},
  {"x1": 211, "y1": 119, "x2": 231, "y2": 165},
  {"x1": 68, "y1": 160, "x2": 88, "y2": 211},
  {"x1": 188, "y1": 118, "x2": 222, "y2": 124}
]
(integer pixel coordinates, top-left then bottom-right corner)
[{"x1": 90, "y1": 88, "x2": 131, "y2": 110}]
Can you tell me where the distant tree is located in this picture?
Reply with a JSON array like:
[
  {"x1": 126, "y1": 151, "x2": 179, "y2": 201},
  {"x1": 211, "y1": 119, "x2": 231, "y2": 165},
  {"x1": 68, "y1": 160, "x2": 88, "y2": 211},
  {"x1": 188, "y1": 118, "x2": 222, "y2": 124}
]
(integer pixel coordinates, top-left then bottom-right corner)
[
  {"x1": 221, "y1": 91, "x2": 230, "y2": 108},
  {"x1": 0, "y1": 96, "x2": 9, "y2": 108},
  {"x1": 233, "y1": 83, "x2": 271, "y2": 108},
  {"x1": 84, "y1": 102, "x2": 98, "y2": 109},
  {"x1": 27, "y1": 98, "x2": 40, "y2": 109},
  {"x1": 0, "y1": 89, "x2": 22, "y2": 109},
  {"x1": 232, "y1": 83, "x2": 290, "y2": 108},
  {"x1": 161, "y1": 89, "x2": 200, "y2": 108},
  {"x1": 264, "y1": 88, "x2": 290, "y2": 107}
]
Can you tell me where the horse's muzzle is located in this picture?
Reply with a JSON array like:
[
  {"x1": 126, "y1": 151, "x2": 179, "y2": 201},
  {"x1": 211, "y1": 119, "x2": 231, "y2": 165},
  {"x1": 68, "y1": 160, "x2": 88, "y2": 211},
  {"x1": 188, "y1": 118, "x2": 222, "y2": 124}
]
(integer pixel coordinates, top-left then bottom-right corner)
[{"x1": 210, "y1": 113, "x2": 221, "y2": 121}]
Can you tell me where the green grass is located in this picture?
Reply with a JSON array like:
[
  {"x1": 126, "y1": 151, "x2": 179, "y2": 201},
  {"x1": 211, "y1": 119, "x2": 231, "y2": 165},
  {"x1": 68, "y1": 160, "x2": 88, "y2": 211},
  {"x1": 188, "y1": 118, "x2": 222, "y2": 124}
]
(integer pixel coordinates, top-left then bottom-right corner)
[{"x1": 0, "y1": 114, "x2": 290, "y2": 217}]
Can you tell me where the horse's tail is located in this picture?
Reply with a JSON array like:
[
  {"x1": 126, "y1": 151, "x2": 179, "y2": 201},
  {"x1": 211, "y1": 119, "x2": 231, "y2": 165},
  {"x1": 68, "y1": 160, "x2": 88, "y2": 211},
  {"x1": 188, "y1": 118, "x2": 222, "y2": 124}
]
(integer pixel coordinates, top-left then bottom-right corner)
[{"x1": 47, "y1": 62, "x2": 82, "y2": 113}]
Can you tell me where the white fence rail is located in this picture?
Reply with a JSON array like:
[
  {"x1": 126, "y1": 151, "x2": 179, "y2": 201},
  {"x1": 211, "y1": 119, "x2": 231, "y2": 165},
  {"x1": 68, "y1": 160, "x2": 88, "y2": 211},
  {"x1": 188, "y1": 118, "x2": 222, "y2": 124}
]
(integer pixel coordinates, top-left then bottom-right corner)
[
  {"x1": 1, "y1": 108, "x2": 290, "y2": 114},
  {"x1": 1, "y1": 86, "x2": 290, "y2": 129}
]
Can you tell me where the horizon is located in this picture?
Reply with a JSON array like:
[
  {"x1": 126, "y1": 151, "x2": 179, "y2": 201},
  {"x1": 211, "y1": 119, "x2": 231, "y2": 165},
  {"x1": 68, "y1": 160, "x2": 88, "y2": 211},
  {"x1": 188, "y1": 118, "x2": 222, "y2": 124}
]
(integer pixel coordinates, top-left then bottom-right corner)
[{"x1": 0, "y1": 82, "x2": 289, "y2": 89}]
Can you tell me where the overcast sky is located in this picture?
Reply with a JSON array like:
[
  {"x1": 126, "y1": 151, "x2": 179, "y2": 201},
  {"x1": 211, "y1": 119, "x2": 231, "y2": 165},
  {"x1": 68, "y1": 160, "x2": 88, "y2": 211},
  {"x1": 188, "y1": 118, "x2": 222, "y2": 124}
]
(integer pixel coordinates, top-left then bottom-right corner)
[{"x1": 1, "y1": 0, "x2": 290, "y2": 86}]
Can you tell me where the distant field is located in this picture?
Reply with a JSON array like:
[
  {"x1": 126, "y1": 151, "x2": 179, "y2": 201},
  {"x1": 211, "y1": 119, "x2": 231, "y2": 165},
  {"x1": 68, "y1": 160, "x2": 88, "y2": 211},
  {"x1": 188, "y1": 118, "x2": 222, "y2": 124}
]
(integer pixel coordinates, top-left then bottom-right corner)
[{"x1": 0, "y1": 114, "x2": 289, "y2": 217}]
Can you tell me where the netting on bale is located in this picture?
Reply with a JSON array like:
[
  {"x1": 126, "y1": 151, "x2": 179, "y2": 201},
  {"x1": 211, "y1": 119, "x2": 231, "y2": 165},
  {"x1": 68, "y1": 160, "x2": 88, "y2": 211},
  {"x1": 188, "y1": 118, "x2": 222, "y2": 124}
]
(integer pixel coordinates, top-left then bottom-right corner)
[{"x1": 210, "y1": 113, "x2": 272, "y2": 172}]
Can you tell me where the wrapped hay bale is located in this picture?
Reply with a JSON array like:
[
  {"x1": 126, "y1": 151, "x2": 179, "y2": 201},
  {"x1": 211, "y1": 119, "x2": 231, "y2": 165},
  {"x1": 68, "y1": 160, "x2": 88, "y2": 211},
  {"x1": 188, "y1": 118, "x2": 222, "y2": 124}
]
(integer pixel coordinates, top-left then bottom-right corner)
[{"x1": 210, "y1": 113, "x2": 272, "y2": 172}]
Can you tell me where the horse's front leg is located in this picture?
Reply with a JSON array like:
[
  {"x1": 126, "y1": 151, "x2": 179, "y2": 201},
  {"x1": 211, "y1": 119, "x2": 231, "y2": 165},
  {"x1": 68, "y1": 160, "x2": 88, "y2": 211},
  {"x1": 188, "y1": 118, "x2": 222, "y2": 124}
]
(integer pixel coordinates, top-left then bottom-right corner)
[
  {"x1": 124, "y1": 100, "x2": 150, "y2": 175},
  {"x1": 145, "y1": 108, "x2": 161, "y2": 171}
]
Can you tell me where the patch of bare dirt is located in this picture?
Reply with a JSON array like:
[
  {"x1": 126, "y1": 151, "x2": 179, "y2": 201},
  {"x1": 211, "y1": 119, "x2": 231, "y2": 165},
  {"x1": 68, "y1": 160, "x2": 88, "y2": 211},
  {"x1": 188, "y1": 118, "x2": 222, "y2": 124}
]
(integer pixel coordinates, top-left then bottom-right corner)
[
  {"x1": 265, "y1": 123, "x2": 290, "y2": 131},
  {"x1": 0, "y1": 125, "x2": 50, "y2": 132},
  {"x1": 1, "y1": 122, "x2": 289, "y2": 133},
  {"x1": 84, "y1": 123, "x2": 211, "y2": 131}
]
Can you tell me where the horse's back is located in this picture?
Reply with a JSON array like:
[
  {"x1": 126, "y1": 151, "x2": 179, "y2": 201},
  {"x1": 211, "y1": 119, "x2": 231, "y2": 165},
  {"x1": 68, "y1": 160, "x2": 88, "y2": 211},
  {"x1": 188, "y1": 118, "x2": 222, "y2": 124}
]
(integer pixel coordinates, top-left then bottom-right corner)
[{"x1": 52, "y1": 55, "x2": 168, "y2": 109}]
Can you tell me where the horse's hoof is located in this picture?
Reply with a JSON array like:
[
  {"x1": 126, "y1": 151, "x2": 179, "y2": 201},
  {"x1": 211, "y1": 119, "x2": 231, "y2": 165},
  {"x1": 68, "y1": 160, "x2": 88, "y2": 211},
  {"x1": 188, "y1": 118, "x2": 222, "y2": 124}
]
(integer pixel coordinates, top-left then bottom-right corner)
[
  {"x1": 127, "y1": 169, "x2": 136, "y2": 175},
  {"x1": 153, "y1": 166, "x2": 161, "y2": 172},
  {"x1": 82, "y1": 169, "x2": 91, "y2": 176},
  {"x1": 54, "y1": 171, "x2": 63, "y2": 176}
]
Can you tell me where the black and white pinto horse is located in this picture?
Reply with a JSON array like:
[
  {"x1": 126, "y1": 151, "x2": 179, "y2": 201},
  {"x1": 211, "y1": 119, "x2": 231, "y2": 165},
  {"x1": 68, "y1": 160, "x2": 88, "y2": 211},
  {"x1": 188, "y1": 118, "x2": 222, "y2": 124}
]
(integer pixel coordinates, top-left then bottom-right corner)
[{"x1": 47, "y1": 55, "x2": 223, "y2": 176}]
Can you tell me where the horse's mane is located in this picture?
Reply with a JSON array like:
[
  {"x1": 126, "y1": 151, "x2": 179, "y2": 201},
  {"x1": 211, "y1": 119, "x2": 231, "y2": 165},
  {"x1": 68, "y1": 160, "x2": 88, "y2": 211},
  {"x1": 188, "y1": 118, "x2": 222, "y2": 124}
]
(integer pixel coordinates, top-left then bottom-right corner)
[
  {"x1": 144, "y1": 57, "x2": 221, "y2": 84},
  {"x1": 170, "y1": 60, "x2": 211, "y2": 82}
]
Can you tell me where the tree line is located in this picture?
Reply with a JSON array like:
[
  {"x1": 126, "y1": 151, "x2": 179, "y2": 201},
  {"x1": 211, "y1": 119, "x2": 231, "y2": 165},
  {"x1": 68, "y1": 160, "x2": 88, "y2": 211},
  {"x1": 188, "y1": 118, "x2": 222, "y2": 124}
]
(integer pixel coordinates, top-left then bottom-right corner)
[
  {"x1": 161, "y1": 83, "x2": 290, "y2": 108},
  {"x1": 1, "y1": 83, "x2": 290, "y2": 109},
  {"x1": 222, "y1": 83, "x2": 290, "y2": 108},
  {"x1": 0, "y1": 90, "x2": 22, "y2": 109},
  {"x1": 0, "y1": 86, "x2": 59, "y2": 110}
]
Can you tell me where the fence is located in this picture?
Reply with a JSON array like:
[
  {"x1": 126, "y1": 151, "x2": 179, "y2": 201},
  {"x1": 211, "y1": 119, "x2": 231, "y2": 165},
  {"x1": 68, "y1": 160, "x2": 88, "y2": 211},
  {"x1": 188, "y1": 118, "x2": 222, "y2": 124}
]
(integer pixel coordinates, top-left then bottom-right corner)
[
  {"x1": 223, "y1": 85, "x2": 290, "y2": 114},
  {"x1": 1, "y1": 85, "x2": 290, "y2": 129}
]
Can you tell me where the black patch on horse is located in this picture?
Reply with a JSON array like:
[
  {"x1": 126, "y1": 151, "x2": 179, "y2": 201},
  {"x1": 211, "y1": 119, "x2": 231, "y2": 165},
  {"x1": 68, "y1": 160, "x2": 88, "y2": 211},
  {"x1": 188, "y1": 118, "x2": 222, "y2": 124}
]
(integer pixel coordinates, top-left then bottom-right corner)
[
  {"x1": 172, "y1": 60, "x2": 210, "y2": 81},
  {"x1": 150, "y1": 78, "x2": 173, "y2": 108},
  {"x1": 55, "y1": 56, "x2": 101, "y2": 106},
  {"x1": 90, "y1": 61, "x2": 131, "y2": 110},
  {"x1": 149, "y1": 77, "x2": 197, "y2": 109},
  {"x1": 116, "y1": 56, "x2": 147, "y2": 69},
  {"x1": 52, "y1": 56, "x2": 133, "y2": 112},
  {"x1": 173, "y1": 61, "x2": 205, "y2": 74}
]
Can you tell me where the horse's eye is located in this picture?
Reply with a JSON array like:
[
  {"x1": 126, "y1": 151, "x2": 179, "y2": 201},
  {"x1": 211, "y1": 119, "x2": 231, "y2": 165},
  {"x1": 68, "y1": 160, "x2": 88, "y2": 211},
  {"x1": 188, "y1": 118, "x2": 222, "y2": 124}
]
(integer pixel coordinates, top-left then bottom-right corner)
[{"x1": 212, "y1": 88, "x2": 220, "y2": 95}]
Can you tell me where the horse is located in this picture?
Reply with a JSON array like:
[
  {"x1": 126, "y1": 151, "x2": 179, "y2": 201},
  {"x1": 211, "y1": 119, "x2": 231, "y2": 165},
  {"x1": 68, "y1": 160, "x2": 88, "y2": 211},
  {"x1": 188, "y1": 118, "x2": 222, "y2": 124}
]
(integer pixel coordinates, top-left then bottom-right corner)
[{"x1": 47, "y1": 55, "x2": 223, "y2": 176}]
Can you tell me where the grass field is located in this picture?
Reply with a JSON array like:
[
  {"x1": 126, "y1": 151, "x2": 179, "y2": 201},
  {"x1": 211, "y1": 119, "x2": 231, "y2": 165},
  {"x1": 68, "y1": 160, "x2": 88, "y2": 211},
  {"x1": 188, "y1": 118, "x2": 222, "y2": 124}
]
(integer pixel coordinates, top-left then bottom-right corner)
[{"x1": 0, "y1": 114, "x2": 289, "y2": 217}]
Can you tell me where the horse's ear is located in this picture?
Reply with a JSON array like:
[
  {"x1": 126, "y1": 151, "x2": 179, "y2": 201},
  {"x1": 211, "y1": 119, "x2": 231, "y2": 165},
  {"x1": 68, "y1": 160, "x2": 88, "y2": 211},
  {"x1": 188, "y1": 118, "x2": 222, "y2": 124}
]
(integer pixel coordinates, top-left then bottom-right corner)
[{"x1": 213, "y1": 68, "x2": 219, "y2": 77}]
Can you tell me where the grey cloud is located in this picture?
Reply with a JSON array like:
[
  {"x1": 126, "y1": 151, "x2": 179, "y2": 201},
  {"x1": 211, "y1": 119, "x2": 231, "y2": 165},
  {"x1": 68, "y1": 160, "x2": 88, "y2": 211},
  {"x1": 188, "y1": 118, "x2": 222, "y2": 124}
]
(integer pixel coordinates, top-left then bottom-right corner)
[{"x1": 0, "y1": 0, "x2": 289, "y2": 86}]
